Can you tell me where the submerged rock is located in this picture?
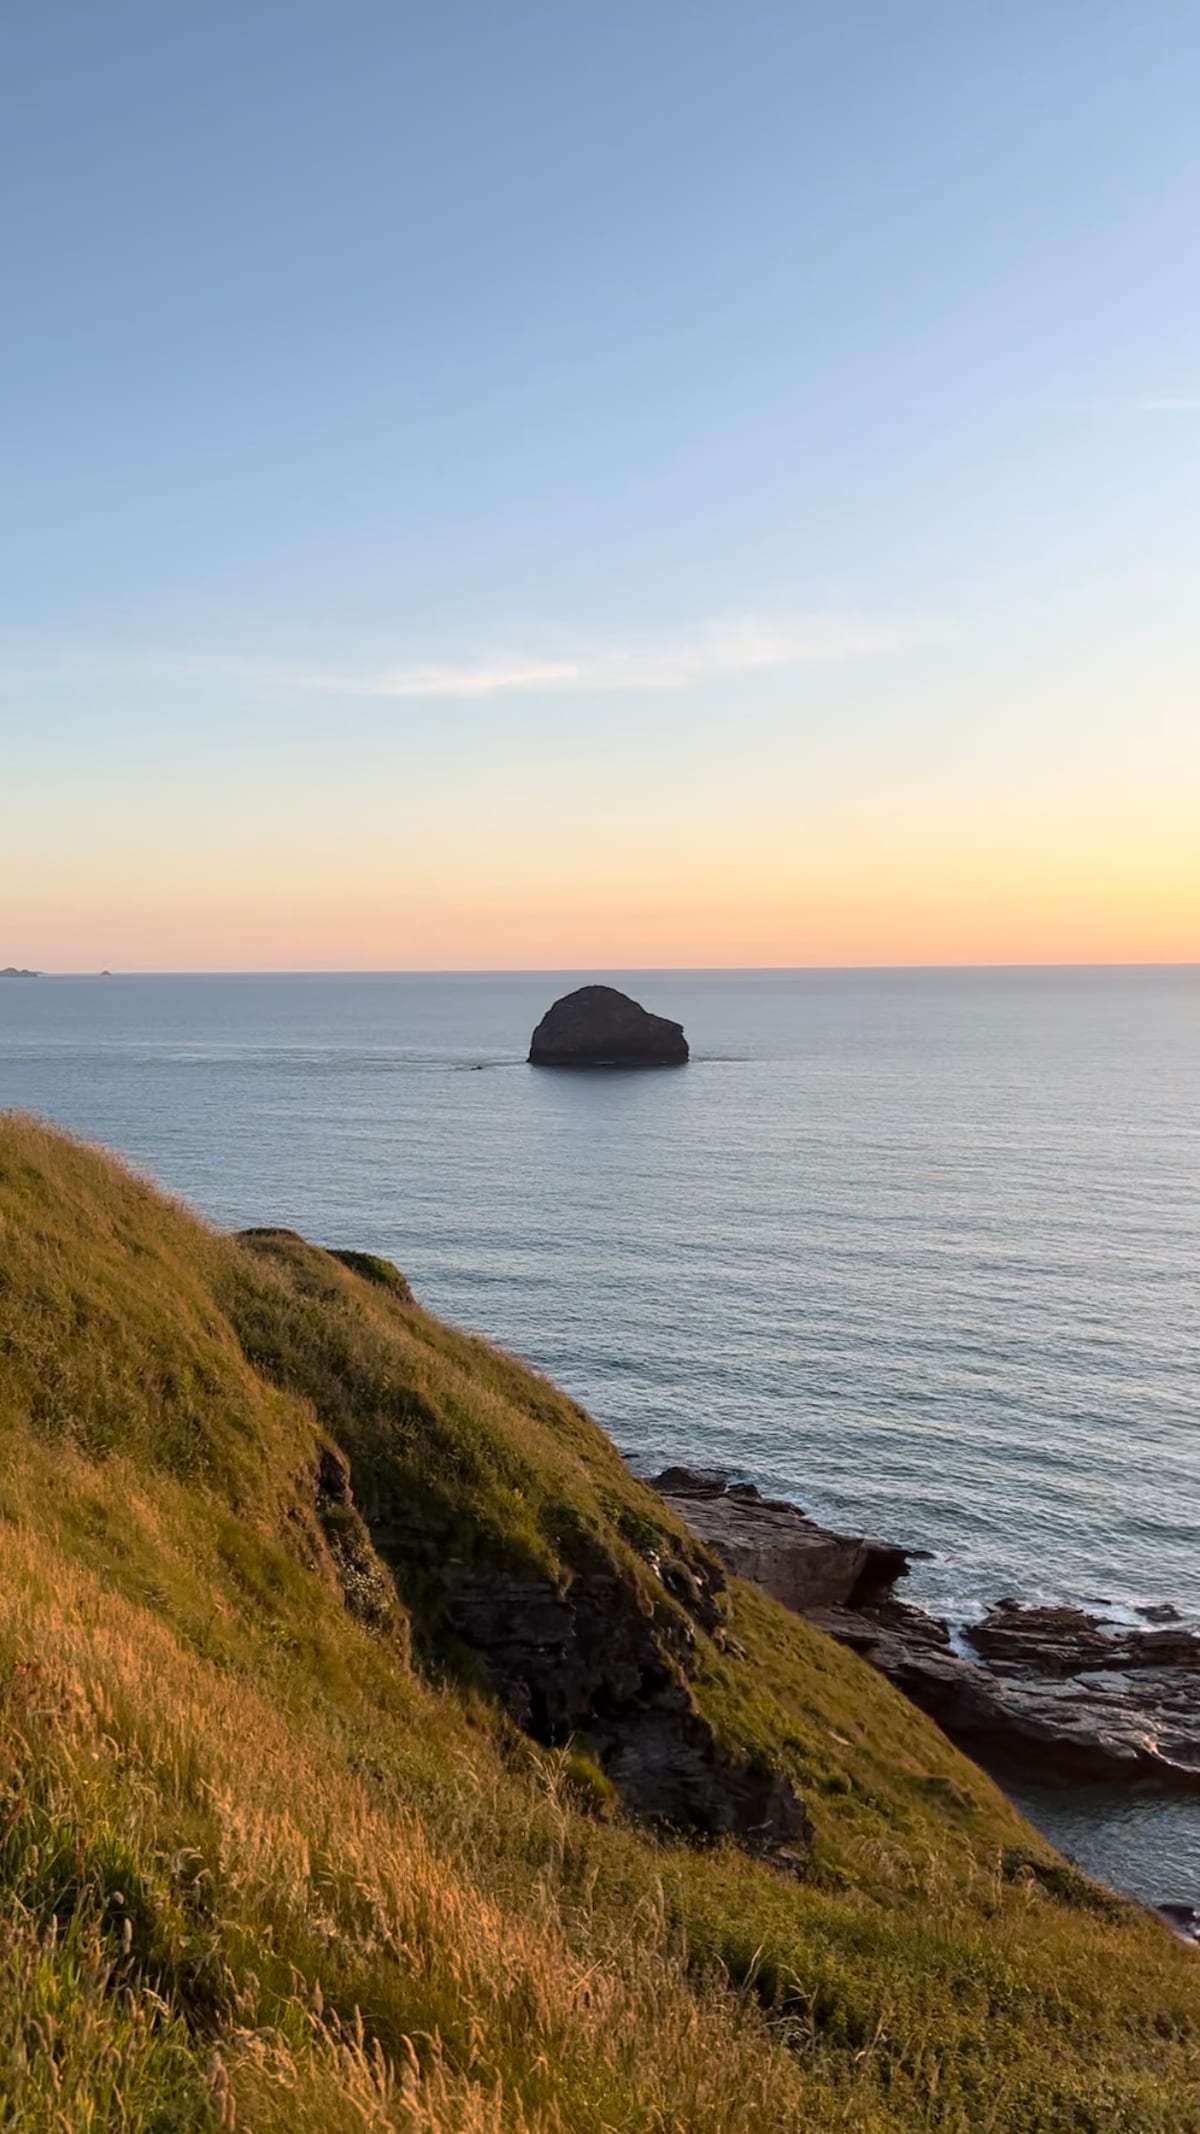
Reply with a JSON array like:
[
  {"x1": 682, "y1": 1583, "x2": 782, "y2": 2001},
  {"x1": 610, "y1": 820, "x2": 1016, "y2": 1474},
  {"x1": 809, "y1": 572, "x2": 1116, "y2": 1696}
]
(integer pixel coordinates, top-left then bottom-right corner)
[{"x1": 529, "y1": 985, "x2": 688, "y2": 1067}]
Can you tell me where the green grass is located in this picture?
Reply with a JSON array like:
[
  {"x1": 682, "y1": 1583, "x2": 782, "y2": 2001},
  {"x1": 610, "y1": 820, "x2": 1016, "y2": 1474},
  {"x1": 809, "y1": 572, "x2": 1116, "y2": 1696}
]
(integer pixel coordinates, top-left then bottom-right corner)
[{"x1": 0, "y1": 1111, "x2": 1197, "y2": 2130}]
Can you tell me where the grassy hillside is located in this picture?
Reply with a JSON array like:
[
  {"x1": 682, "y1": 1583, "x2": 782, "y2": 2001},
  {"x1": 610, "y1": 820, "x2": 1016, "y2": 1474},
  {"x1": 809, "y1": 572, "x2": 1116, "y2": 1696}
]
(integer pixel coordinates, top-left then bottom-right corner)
[{"x1": 0, "y1": 1112, "x2": 1196, "y2": 2131}]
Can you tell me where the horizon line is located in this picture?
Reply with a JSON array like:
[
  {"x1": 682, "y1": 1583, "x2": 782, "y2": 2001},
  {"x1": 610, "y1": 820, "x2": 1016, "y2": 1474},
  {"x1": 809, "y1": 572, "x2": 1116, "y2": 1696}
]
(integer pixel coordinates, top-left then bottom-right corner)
[{"x1": 14, "y1": 960, "x2": 1200, "y2": 980}]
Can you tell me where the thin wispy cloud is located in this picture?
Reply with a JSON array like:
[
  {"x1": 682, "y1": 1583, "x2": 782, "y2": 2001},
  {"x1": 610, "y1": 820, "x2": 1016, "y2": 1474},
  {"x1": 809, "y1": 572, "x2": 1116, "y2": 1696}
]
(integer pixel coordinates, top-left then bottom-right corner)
[
  {"x1": 1137, "y1": 396, "x2": 1200, "y2": 413},
  {"x1": 0, "y1": 613, "x2": 929, "y2": 704},
  {"x1": 312, "y1": 656, "x2": 582, "y2": 699},
  {"x1": 303, "y1": 615, "x2": 920, "y2": 702}
]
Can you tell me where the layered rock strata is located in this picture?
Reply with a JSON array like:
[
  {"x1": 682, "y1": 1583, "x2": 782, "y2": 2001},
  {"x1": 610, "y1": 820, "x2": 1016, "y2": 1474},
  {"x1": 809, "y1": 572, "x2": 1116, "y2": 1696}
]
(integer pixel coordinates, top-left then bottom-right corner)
[
  {"x1": 813, "y1": 1596, "x2": 1200, "y2": 1787},
  {"x1": 648, "y1": 1468, "x2": 910, "y2": 1612},
  {"x1": 652, "y1": 1468, "x2": 1200, "y2": 1790},
  {"x1": 362, "y1": 1486, "x2": 810, "y2": 1858}
]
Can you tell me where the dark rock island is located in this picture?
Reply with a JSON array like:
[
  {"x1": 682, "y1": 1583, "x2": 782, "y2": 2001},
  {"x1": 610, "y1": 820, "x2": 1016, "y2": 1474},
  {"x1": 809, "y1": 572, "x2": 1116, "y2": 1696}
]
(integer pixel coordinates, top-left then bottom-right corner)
[{"x1": 529, "y1": 984, "x2": 689, "y2": 1067}]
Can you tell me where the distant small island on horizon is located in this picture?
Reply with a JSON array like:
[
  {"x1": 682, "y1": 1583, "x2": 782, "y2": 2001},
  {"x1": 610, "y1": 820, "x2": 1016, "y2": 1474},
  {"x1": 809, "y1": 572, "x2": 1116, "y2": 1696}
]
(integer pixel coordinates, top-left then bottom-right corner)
[{"x1": 0, "y1": 967, "x2": 40, "y2": 979}]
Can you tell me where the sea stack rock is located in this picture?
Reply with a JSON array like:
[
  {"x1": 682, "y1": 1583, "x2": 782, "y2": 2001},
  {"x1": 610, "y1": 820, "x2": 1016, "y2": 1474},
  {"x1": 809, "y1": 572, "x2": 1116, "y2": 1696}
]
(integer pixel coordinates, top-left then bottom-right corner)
[{"x1": 529, "y1": 985, "x2": 689, "y2": 1068}]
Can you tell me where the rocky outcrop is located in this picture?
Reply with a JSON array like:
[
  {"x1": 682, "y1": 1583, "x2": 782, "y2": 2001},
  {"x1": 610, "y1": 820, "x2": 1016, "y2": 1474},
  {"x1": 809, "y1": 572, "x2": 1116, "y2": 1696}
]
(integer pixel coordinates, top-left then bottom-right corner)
[
  {"x1": 651, "y1": 1469, "x2": 1200, "y2": 1791},
  {"x1": 650, "y1": 1469, "x2": 911, "y2": 1612},
  {"x1": 967, "y1": 1600, "x2": 1200, "y2": 1676},
  {"x1": 529, "y1": 986, "x2": 688, "y2": 1068},
  {"x1": 312, "y1": 1443, "x2": 404, "y2": 1637},
  {"x1": 362, "y1": 1487, "x2": 808, "y2": 1859},
  {"x1": 810, "y1": 1595, "x2": 1200, "y2": 1788},
  {"x1": 443, "y1": 1552, "x2": 809, "y2": 1853}
]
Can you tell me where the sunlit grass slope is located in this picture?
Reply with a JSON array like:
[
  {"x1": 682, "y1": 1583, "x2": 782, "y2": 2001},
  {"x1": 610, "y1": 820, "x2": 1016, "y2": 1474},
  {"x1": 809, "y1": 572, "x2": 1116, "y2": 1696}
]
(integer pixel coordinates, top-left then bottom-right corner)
[{"x1": 0, "y1": 1113, "x2": 1196, "y2": 2131}]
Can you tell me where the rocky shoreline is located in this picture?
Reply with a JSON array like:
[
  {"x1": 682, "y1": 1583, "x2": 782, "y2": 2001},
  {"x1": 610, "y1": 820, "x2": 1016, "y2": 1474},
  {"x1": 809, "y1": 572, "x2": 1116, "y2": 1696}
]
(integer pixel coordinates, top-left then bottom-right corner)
[{"x1": 649, "y1": 1467, "x2": 1200, "y2": 1795}]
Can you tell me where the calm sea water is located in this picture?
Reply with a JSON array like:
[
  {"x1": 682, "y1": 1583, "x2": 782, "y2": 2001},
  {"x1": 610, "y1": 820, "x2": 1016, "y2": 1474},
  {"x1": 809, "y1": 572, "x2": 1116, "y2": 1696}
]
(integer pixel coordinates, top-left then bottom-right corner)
[{"x1": 2, "y1": 968, "x2": 1198, "y2": 1901}]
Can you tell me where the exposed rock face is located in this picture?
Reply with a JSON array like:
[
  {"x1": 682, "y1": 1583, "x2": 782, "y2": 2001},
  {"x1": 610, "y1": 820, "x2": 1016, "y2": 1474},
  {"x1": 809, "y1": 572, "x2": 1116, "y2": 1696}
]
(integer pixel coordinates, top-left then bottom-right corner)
[
  {"x1": 651, "y1": 1469, "x2": 1200, "y2": 1791},
  {"x1": 650, "y1": 1469, "x2": 911, "y2": 1613},
  {"x1": 362, "y1": 1486, "x2": 809, "y2": 1859},
  {"x1": 312, "y1": 1443, "x2": 404, "y2": 1638},
  {"x1": 810, "y1": 1596, "x2": 1200, "y2": 1788},
  {"x1": 444, "y1": 1554, "x2": 809, "y2": 1852},
  {"x1": 968, "y1": 1600, "x2": 1200, "y2": 1678},
  {"x1": 529, "y1": 986, "x2": 688, "y2": 1068}
]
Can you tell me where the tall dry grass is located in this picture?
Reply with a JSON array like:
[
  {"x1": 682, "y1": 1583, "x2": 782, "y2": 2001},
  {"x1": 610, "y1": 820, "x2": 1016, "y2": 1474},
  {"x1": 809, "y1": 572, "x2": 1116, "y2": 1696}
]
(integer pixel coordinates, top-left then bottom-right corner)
[
  {"x1": 1, "y1": 1113, "x2": 1199, "y2": 2130},
  {"x1": 0, "y1": 1519, "x2": 836, "y2": 2132}
]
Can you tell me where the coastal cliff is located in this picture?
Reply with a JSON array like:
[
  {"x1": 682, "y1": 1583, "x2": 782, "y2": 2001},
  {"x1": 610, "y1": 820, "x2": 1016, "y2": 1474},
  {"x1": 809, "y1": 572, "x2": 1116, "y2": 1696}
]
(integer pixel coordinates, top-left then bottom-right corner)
[{"x1": 0, "y1": 1115, "x2": 1196, "y2": 2131}]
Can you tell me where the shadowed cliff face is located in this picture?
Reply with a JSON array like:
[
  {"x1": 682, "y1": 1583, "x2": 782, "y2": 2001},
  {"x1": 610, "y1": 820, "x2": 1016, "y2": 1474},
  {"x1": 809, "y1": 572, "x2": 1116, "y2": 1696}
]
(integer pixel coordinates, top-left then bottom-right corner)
[
  {"x1": 368, "y1": 1504, "x2": 810, "y2": 1854},
  {"x1": 235, "y1": 1232, "x2": 809, "y2": 1857},
  {"x1": 528, "y1": 984, "x2": 689, "y2": 1066}
]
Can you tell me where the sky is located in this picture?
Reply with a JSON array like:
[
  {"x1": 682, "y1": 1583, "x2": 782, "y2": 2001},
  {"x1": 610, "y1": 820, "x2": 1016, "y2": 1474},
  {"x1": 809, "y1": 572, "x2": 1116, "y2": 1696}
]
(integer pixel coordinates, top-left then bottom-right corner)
[{"x1": 2, "y1": 1, "x2": 1198, "y2": 971}]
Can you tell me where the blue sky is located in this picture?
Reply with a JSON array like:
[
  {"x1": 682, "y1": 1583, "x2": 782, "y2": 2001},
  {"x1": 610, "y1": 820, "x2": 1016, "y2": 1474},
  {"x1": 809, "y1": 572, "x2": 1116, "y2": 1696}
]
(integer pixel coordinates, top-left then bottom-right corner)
[{"x1": 3, "y1": 2, "x2": 1198, "y2": 967}]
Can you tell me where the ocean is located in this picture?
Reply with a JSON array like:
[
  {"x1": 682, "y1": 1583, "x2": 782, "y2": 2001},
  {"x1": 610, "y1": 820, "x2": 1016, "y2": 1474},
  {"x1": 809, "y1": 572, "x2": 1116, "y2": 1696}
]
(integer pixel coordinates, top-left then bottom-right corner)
[{"x1": 2, "y1": 966, "x2": 1198, "y2": 1901}]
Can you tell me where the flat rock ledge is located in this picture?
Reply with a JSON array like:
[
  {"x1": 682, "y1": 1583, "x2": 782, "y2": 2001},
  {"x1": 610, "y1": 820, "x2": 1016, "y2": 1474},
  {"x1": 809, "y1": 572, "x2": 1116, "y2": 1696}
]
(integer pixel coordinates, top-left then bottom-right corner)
[
  {"x1": 651, "y1": 1468, "x2": 1200, "y2": 1791},
  {"x1": 529, "y1": 985, "x2": 688, "y2": 1068}
]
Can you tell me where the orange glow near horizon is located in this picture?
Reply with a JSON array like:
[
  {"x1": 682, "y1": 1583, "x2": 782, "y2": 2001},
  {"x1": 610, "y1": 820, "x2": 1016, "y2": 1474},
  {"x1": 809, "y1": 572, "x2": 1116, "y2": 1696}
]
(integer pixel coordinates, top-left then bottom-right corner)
[
  {"x1": 7, "y1": 728, "x2": 1199, "y2": 974},
  {"x1": 14, "y1": 838, "x2": 1200, "y2": 973}
]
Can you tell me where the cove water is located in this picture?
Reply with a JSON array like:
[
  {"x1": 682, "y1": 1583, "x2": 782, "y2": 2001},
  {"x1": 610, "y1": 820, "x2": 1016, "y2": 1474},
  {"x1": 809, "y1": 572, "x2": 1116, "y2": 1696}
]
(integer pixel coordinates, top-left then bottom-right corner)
[{"x1": 2, "y1": 968, "x2": 1198, "y2": 1901}]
